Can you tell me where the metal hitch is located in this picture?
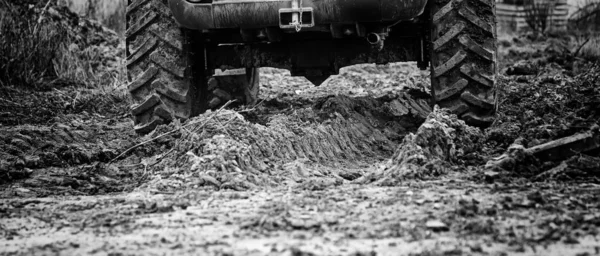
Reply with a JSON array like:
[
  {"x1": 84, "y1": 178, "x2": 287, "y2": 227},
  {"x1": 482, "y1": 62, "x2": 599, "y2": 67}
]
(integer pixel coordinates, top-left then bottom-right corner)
[{"x1": 279, "y1": 0, "x2": 313, "y2": 31}]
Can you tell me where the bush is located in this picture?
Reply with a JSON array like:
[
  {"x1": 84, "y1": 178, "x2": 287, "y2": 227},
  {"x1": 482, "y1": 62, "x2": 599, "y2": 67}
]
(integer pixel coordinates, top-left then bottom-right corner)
[
  {"x1": 0, "y1": 1, "x2": 128, "y2": 125},
  {"x1": 569, "y1": 0, "x2": 600, "y2": 32},
  {"x1": 569, "y1": 0, "x2": 600, "y2": 60},
  {"x1": 0, "y1": 1, "x2": 125, "y2": 89},
  {"x1": 0, "y1": 4, "x2": 67, "y2": 87},
  {"x1": 523, "y1": 0, "x2": 556, "y2": 33}
]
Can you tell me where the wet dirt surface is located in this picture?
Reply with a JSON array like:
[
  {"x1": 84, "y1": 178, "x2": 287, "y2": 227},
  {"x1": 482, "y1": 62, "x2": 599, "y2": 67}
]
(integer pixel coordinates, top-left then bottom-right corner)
[
  {"x1": 2, "y1": 36, "x2": 600, "y2": 255},
  {"x1": 2, "y1": 181, "x2": 600, "y2": 255}
]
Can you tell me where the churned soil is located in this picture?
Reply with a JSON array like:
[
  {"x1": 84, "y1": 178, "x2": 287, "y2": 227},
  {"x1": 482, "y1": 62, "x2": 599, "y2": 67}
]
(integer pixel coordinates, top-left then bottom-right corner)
[{"x1": 1, "y1": 32, "x2": 600, "y2": 255}]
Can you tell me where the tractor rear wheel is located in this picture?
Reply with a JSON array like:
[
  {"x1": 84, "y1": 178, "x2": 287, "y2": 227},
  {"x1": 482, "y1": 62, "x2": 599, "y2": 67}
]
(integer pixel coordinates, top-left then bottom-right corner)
[
  {"x1": 429, "y1": 0, "x2": 498, "y2": 127},
  {"x1": 126, "y1": 0, "x2": 259, "y2": 134}
]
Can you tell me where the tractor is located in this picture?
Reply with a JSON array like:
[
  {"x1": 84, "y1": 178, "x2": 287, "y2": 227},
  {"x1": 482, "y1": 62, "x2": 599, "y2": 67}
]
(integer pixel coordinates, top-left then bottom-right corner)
[{"x1": 126, "y1": 0, "x2": 497, "y2": 133}]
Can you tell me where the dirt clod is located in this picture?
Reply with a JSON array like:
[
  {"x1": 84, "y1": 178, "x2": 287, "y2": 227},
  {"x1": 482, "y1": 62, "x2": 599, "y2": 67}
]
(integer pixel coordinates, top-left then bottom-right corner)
[{"x1": 358, "y1": 106, "x2": 482, "y2": 185}]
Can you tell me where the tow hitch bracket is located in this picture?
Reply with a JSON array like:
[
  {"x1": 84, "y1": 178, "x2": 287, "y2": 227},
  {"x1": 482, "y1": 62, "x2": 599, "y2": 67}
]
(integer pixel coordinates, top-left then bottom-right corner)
[{"x1": 279, "y1": 0, "x2": 314, "y2": 31}]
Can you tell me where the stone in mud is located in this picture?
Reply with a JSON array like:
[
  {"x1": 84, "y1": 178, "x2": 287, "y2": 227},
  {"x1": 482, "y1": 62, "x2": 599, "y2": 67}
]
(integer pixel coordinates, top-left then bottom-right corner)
[
  {"x1": 13, "y1": 159, "x2": 25, "y2": 170},
  {"x1": 387, "y1": 99, "x2": 410, "y2": 116},
  {"x1": 506, "y1": 60, "x2": 538, "y2": 76},
  {"x1": 23, "y1": 155, "x2": 41, "y2": 168},
  {"x1": 358, "y1": 106, "x2": 482, "y2": 185},
  {"x1": 0, "y1": 160, "x2": 8, "y2": 173},
  {"x1": 484, "y1": 143, "x2": 527, "y2": 171},
  {"x1": 426, "y1": 220, "x2": 449, "y2": 232},
  {"x1": 483, "y1": 170, "x2": 500, "y2": 182},
  {"x1": 483, "y1": 141, "x2": 540, "y2": 174}
]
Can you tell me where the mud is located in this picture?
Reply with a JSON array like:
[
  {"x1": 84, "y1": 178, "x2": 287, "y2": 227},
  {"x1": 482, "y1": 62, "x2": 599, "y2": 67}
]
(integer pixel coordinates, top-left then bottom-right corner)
[
  {"x1": 357, "y1": 107, "x2": 482, "y2": 186},
  {"x1": 486, "y1": 34, "x2": 600, "y2": 181},
  {"x1": 3, "y1": 181, "x2": 599, "y2": 255},
  {"x1": 2, "y1": 27, "x2": 600, "y2": 255},
  {"x1": 0, "y1": 112, "x2": 141, "y2": 197},
  {"x1": 140, "y1": 77, "x2": 431, "y2": 192}
]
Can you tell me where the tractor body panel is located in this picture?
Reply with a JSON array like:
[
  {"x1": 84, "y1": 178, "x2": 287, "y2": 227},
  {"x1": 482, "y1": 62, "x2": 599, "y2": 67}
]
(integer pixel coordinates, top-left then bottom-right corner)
[{"x1": 168, "y1": 0, "x2": 427, "y2": 30}]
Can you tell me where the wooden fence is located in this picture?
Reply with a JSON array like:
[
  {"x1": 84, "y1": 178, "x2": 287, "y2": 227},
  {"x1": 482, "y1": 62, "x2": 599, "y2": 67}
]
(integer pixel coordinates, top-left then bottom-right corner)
[{"x1": 496, "y1": 0, "x2": 570, "y2": 32}]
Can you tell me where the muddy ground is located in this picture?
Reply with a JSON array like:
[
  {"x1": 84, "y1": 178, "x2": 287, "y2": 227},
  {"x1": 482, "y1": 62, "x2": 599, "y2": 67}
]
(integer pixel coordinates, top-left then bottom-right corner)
[{"x1": 2, "y1": 28, "x2": 600, "y2": 255}]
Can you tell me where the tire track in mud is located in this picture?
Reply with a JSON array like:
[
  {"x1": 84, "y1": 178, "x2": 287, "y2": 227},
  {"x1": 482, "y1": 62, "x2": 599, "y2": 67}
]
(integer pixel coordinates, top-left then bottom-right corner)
[
  {"x1": 1, "y1": 64, "x2": 433, "y2": 196},
  {"x1": 146, "y1": 92, "x2": 432, "y2": 191},
  {"x1": 0, "y1": 120, "x2": 137, "y2": 170},
  {"x1": 0, "y1": 116, "x2": 144, "y2": 197}
]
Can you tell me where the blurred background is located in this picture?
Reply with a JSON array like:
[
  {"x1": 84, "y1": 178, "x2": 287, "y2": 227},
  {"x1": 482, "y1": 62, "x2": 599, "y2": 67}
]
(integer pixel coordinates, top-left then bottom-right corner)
[
  {"x1": 53, "y1": 0, "x2": 596, "y2": 37},
  {"x1": 56, "y1": 0, "x2": 594, "y2": 35},
  {"x1": 497, "y1": 0, "x2": 598, "y2": 33},
  {"x1": 58, "y1": 0, "x2": 124, "y2": 35}
]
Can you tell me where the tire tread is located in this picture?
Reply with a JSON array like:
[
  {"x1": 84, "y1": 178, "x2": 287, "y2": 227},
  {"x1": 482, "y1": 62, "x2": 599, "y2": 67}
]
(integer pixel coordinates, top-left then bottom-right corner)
[{"x1": 430, "y1": 0, "x2": 498, "y2": 127}]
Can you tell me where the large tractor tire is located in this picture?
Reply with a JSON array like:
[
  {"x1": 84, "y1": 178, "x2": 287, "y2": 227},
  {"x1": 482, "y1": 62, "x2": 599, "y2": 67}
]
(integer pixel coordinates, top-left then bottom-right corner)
[
  {"x1": 126, "y1": 0, "x2": 259, "y2": 134},
  {"x1": 429, "y1": 0, "x2": 498, "y2": 127}
]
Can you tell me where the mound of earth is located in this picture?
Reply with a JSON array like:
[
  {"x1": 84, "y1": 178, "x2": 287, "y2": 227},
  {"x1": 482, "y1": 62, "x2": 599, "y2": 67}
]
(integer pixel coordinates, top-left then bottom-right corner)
[
  {"x1": 358, "y1": 106, "x2": 482, "y2": 186},
  {"x1": 140, "y1": 92, "x2": 431, "y2": 192}
]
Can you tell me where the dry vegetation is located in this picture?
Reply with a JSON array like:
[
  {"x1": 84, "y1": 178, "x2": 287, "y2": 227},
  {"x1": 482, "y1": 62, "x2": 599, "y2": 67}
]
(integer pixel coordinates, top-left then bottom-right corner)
[
  {"x1": 0, "y1": 0, "x2": 127, "y2": 124},
  {"x1": 569, "y1": 0, "x2": 600, "y2": 59},
  {"x1": 0, "y1": 1, "x2": 123, "y2": 87},
  {"x1": 57, "y1": 0, "x2": 125, "y2": 34},
  {"x1": 523, "y1": 0, "x2": 558, "y2": 33},
  {"x1": 0, "y1": 3, "x2": 66, "y2": 87},
  {"x1": 519, "y1": 0, "x2": 599, "y2": 60}
]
